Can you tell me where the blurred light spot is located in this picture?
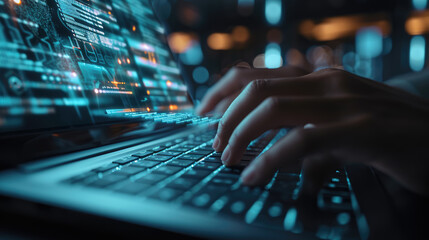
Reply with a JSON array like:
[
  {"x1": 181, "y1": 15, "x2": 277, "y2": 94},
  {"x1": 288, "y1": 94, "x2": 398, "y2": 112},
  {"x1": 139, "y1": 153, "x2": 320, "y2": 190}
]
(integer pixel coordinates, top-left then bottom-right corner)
[
  {"x1": 267, "y1": 28, "x2": 283, "y2": 43},
  {"x1": 405, "y1": 12, "x2": 429, "y2": 35},
  {"x1": 413, "y1": 0, "x2": 427, "y2": 10},
  {"x1": 283, "y1": 207, "x2": 297, "y2": 231},
  {"x1": 307, "y1": 46, "x2": 333, "y2": 69},
  {"x1": 356, "y1": 27, "x2": 383, "y2": 59},
  {"x1": 146, "y1": 107, "x2": 151, "y2": 112},
  {"x1": 253, "y1": 54, "x2": 266, "y2": 68},
  {"x1": 168, "y1": 32, "x2": 195, "y2": 53},
  {"x1": 265, "y1": 0, "x2": 282, "y2": 25},
  {"x1": 331, "y1": 196, "x2": 343, "y2": 204},
  {"x1": 192, "y1": 66, "x2": 209, "y2": 84},
  {"x1": 342, "y1": 51, "x2": 357, "y2": 72},
  {"x1": 286, "y1": 48, "x2": 305, "y2": 67},
  {"x1": 207, "y1": 33, "x2": 233, "y2": 50},
  {"x1": 337, "y1": 212, "x2": 351, "y2": 225},
  {"x1": 265, "y1": 43, "x2": 283, "y2": 69},
  {"x1": 179, "y1": 3, "x2": 200, "y2": 27},
  {"x1": 238, "y1": 0, "x2": 254, "y2": 16},
  {"x1": 179, "y1": 41, "x2": 203, "y2": 65},
  {"x1": 232, "y1": 26, "x2": 250, "y2": 43},
  {"x1": 410, "y1": 35, "x2": 426, "y2": 71},
  {"x1": 299, "y1": 15, "x2": 391, "y2": 41},
  {"x1": 13, "y1": 0, "x2": 21, "y2": 4}
]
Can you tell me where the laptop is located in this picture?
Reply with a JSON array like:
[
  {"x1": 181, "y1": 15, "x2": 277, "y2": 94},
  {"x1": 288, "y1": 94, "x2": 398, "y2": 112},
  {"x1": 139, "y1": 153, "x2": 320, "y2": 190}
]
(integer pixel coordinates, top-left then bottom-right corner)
[{"x1": 0, "y1": 0, "x2": 411, "y2": 239}]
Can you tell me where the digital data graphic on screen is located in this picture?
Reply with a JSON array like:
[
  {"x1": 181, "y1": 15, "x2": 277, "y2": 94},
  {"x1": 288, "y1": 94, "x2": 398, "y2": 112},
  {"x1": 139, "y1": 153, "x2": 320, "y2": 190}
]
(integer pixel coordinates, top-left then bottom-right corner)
[{"x1": 0, "y1": 0, "x2": 192, "y2": 133}]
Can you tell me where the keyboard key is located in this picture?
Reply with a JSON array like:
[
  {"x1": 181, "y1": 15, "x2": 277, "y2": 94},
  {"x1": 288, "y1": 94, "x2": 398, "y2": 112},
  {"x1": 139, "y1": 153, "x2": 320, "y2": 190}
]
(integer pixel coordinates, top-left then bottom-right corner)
[
  {"x1": 220, "y1": 167, "x2": 244, "y2": 175},
  {"x1": 202, "y1": 156, "x2": 222, "y2": 163},
  {"x1": 181, "y1": 168, "x2": 212, "y2": 179},
  {"x1": 152, "y1": 166, "x2": 183, "y2": 175},
  {"x1": 87, "y1": 173, "x2": 127, "y2": 188},
  {"x1": 114, "y1": 182, "x2": 150, "y2": 195},
  {"x1": 253, "y1": 196, "x2": 292, "y2": 229},
  {"x1": 114, "y1": 166, "x2": 145, "y2": 176},
  {"x1": 112, "y1": 156, "x2": 138, "y2": 165},
  {"x1": 209, "y1": 177, "x2": 237, "y2": 186},
  {"x1": 131, "y1": 160, "x2": 160, "y2": 169},
  {"x1": 186, "y1": 185, "x2": 229, "y2": 208},
  {"x1": 178, "y1": 154, "x2": 205, "y2": 161},
  {"x1": 144, "y1": 155, "x2": 172, "y2": 162},
  {"x1": 149, "y1": 188, "x2": 183, "y2": 201},
  {"x1": 189, "y1": 150, "x2": 213, "y2": 155},
  {"x1": 65, "y1": 171, "x2": 98, "y2": 184},
  {"x1": 135, "y1": 173, "x2": 168, "y2": 184},
  {"x1": 157, "y1": 151, "x2": 182, "y2": 157},
  {"x1": 131, "y1": 150, "x2": 154, "y2": 158},
  {"x1": 167, "y1": 159, "x2": 194, "y2": 168},
  {"x1": 193, "y1": 162, "x2": 221, "y2": 171},
  {"x1": 151, "y1": 146, "x2": 167, "y2": 152},
  {"x1": 91, "y1": 163, "x2": 119, "y2": 173},
  {"x1": 167, "y1": 177, "x2": 200, "y2": 190},
  {"x1": 169, "y1": 147, "x2": 191, "y2": 152}
]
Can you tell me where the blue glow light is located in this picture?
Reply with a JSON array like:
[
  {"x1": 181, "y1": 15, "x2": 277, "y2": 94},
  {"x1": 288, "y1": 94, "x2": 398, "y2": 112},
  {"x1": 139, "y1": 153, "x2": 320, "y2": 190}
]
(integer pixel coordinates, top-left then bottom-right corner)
[
  {"x1": 356, "y1": 27, "x2": 383, "y2": 59},
  {"x1": 265, "y1": 0, "x2": 282, "y2": 25},
  {"x1": 192, "y1": 66, "x2": 209, "y2": 84},
  {"x1": 265, "y1": 43, "x2": 282, "y2": 69},
  {"x1": 179, "y1": 41, "x2": 203, "y2": 65},
  {"x1": 413, "y1": 0, "x2": 427, "y2": 10},
  {"x1": 238, "y1": 0, "x2": 254, "y2": 7},
  {"x1": 410, "y1": 35, "x2": 426, "y2": 72}
]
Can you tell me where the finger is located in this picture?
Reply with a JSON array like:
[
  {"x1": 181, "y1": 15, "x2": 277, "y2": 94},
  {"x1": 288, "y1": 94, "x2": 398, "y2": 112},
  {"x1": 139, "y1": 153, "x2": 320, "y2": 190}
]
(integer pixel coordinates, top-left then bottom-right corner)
[
  {"x1": 196, "y1": 65, "x2": 310, "y2": 115},
  {"x1": 298, "y1": 153, "x2": 341, "y2": 197},
  {"x1": 195, "y1": 69, "x2": 245, "y2": 115},
  {"x1": 220, "y1": 96, "x2": 363, "y2": 165},
  {"x1": 239, "y1": 116, "x2": 367, "y2": 186},
  {"x1": 214, "y1": 76, "x2": 327, "y2": 151}
]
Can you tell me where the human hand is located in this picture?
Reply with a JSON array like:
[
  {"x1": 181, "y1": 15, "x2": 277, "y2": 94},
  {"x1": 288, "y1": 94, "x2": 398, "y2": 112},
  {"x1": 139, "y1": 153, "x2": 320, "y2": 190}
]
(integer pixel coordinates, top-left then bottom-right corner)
[
  {"x1": 212, "y1": 68, "x2": 429, "y2": 196},
  {"x1": 195, "y1": 64, "x2": 309, "y2": 116}
]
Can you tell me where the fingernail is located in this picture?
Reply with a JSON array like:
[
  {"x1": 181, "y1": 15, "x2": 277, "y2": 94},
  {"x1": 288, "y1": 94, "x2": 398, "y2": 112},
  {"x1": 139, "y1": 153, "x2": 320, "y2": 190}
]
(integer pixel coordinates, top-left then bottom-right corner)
[
  {"x1": 221, "y1": 146, "x2": 231, "y2": 163},
  {"x1": 212, "y1": 135, "x2": 220, "y2": 150}
]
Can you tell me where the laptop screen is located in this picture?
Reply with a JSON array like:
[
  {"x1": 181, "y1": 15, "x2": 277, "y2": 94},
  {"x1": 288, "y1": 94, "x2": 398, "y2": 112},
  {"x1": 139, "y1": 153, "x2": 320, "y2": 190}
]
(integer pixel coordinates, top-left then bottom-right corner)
[{"x1": 0, "y1": 0, "x2": 193, "y2": 134}]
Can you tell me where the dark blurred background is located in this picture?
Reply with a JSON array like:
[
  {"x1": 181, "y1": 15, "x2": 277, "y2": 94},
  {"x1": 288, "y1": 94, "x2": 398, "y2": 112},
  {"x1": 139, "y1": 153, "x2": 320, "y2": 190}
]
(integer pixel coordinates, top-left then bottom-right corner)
[{"x1": 152, "y1": 0, "x2": 429, "y2": 101}]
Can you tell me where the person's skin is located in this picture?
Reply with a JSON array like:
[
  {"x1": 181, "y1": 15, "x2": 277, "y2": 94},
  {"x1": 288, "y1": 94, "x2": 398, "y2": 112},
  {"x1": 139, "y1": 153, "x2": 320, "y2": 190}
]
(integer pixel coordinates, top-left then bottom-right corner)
[
  {"x1": 197, "y1": 67, "x2": 429, "y2": 197},
  {"x1": 195, "y1": 64, "x2": 310, "y2": 116}
]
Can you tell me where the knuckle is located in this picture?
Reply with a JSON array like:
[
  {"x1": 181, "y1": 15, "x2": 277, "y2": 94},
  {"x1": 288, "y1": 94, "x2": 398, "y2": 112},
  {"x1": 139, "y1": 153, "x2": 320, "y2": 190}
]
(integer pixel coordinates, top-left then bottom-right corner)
[
  {"x1": 292, "y1": 128, "x2": 313, "y2": 150},
  {"x1": 264, "y1": 96, "x2": 280, "y2": 112},
  {"x1": 248, "y1": 79, "x2": 270, "y2": 94}
]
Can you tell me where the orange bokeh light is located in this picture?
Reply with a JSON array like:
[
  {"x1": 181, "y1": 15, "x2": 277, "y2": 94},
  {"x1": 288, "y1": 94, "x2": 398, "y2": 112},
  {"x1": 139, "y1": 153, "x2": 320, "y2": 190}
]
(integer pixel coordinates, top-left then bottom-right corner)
[
  {"x1": 207, "y1": 33, "x2": 233, "y2": 50},
  {"x1": 169, "y1": 104, "x2": 178, "y2": 111},
  {"x1": 167, "y1": 32, "x2": 194, "y2": 53},
  {"x1": 13, "y1": 0, "x2": 21, "y2": 5},
  {"x1": 232, "y1": 26, "x2": 250, "y2": 43}
]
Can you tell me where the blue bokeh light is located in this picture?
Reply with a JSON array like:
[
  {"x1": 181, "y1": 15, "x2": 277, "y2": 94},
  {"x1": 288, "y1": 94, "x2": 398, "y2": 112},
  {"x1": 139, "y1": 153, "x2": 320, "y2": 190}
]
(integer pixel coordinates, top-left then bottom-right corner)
[
  {"x1": 265, "y1": 43, "x2": 282, "y2": 69},
  {"x1": 179, "y1": 41, "x2": 203, "y2": 65},
  {"x1": 413, "y1": 0, "x2": 427, "y2": 10},
  {"x1": 356, "y1": 27, "x2": 383, "y2": 59},
  {"x1": 409, "y1": 35, "x2": 426, "y2": 72},
  {"x1": 265, "y1": 0, "x2": 282, "y2": 25},
  {"x1": 192, "y1": 66, "x2": 209, "y2": 84}
]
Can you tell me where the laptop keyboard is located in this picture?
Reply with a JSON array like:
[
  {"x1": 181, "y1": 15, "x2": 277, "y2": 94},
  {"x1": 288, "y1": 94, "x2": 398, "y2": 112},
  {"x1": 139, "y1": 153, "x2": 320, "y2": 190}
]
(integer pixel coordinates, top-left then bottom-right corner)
[{"x1": 63, "y1": 128, "x2": 359, "y2": 238}]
